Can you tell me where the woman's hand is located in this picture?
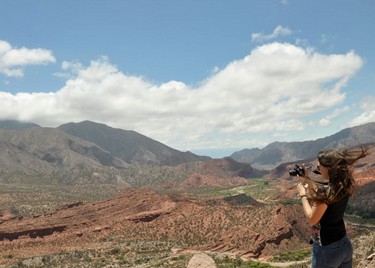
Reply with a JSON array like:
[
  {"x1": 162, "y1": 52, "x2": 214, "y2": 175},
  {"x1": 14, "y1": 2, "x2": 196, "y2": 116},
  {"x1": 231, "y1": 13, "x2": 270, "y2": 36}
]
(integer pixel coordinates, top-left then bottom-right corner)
[{"x1": 297, "y1": 182, "x2": 307, "y2": 196}]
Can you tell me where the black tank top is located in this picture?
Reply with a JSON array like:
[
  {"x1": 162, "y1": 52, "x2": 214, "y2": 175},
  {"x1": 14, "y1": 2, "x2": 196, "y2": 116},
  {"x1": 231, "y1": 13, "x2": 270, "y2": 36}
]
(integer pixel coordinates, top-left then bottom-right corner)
[{"x1": 319, "y1": 195, "x2": 349, "y2": 246}]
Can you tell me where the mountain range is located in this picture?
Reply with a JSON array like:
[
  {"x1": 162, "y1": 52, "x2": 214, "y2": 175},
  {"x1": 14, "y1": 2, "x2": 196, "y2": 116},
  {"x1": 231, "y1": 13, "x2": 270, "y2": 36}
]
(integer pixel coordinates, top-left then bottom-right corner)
[
  {"x1": 0, "y1": 120, "x2": 254, "y2": 187},
  {"x1": 0, "y1": 120, "x2": 375, "y2": 186},
  {"x1": 0, "y1": 120, "x2": 374, "y2": 186},
  {"x1": 231, "y1": 122, "x2": 375, "y2": 170}
]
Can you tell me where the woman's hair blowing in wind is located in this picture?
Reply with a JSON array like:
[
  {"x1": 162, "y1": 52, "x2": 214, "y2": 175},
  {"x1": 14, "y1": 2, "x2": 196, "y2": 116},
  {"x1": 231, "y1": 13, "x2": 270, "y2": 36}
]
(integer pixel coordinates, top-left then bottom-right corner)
[{"x1": 316, "y1": 147, "x2": 369, "y2": 203}]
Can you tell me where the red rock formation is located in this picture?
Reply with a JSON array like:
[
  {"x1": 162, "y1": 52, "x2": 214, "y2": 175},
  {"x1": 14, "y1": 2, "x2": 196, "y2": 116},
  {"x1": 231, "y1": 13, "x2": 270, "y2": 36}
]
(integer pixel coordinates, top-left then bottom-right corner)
[{"x1": 0, "y1": 188, "x2": 310, "y2": 265}]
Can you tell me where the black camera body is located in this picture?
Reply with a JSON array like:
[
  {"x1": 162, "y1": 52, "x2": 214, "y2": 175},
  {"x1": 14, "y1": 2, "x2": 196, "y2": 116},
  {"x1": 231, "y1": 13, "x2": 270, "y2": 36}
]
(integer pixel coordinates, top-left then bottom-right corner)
[{"x1": 289, "y1": 164, "x2": 305, "y2": 177}]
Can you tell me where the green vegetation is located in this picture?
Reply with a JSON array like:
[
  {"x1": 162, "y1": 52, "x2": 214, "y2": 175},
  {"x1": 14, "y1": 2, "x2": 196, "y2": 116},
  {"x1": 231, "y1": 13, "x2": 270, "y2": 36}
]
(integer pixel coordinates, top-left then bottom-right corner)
[
  {"x1": 269, "y1": 249, "x2": 311, "y2": 262},
  {"x1": 4, "y1": 233, "x2": 313, "y2": 267},
  {"x1": 346, "y1": 204, "x2": 375, "y2": 220},
  {"x1": 345, "y1": 214, "x2": 375, "y2": 226},
  {"x1": 9, "y1": 239, "x2": 188, "y2": 267},
  {"x1": 0, "y1": 183, "x2": 121, "y2": 216},
  {"x1": 212, "y1": 255, "x2": 272, "y2": 267},
  {"x1": 160, "y1": 178, "x2": 277, "y2": 201},
  {"x1": 217, "y1": 179, "x2": 277, "y2": 200}
]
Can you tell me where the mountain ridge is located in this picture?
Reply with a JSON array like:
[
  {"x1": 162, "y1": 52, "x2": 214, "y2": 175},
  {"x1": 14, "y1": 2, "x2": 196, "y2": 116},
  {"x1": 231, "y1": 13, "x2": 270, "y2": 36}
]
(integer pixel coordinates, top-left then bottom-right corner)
[
  {"x1": 0, "y1": 120, "x2": 40, "y2": 130},
  {"x1": 231, "y1": 122, "x2": 375, "y2": 169},
  {"x1": 58, "y1": 120, "x2": 209, "y2": 166}
]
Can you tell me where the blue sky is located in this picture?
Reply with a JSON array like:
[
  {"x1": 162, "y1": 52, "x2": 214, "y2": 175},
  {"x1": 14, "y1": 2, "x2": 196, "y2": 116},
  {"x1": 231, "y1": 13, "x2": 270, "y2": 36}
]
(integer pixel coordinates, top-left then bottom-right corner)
[{"x1": 0, "y1": 0, "x2": 374, "y2": 158}]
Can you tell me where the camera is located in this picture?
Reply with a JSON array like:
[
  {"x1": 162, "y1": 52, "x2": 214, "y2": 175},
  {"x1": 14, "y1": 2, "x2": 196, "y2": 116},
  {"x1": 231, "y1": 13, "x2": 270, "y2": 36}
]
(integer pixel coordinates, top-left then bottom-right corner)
[{"x1": 289, "y1": 164, "x2": 305, "y2": 177}]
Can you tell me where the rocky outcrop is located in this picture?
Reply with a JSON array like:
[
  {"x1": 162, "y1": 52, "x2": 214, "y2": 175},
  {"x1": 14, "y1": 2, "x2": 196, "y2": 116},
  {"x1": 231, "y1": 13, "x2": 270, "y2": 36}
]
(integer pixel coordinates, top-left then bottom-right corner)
[
  {"x1": 0, "y1": 226, "x2": 66, "y2": 241},
  {"x1": 188, "y1": 253, "x2": 216, "y2": 268},
  {"x1": 223, "y1": 193, "x2": 262, "y2": 207}
]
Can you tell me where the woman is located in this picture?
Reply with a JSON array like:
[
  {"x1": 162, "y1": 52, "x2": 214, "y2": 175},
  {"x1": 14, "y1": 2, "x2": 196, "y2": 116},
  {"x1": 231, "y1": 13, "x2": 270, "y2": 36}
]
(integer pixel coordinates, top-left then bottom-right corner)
[{"x1": 296, "y1": 147, "x2": 369, "y2": 268}]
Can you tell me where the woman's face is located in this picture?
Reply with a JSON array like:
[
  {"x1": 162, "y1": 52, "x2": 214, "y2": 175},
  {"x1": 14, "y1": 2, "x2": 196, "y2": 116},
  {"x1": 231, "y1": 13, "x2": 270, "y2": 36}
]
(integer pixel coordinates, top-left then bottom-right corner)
[{"x1": 318, "y1": 163, "x2": 330, "y2": 181}]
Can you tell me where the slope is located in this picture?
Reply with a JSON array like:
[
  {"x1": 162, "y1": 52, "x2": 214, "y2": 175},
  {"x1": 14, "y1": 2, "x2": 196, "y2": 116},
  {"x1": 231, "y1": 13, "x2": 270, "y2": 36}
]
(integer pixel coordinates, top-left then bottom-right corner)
[
  {"x1": 0, "y1": 127, "x2": 129, "y2": 184},
  {"x1": 58, "y1": 120, "x2": 210, "y2": 166}
]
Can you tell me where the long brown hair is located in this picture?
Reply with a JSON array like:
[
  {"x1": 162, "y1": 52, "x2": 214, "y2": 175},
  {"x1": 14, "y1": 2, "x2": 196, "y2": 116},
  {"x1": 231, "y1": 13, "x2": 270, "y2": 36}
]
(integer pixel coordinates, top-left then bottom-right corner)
[{"x1": 316, "y1": 147, "x2": 369, "y2": 203}]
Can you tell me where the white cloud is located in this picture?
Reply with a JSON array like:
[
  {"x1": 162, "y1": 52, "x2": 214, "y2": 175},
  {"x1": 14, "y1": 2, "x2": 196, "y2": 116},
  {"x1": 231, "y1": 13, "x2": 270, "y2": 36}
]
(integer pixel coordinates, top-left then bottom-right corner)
[
  {"x1": 0, "y1": 40, "x2": 55, "y2": 77},
  {"x1": 349, "y1": 96, "x2": 375, "y2": 126},
  {"x1": 252, "y1": 25, "x2": 293, "y2": 43},
  {"x1": 318, "y1": 106, "x2": 350, "y2": 126},
  {"x1": 0, "y1": 42, "x2": 363, "y2": 151}
]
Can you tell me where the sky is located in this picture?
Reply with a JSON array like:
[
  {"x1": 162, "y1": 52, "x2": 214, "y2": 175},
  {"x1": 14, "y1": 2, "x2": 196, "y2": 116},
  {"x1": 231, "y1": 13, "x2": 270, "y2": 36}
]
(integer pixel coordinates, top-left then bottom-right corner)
[{"x1": 0, "y1": 0, "x2": 374, "y2": 158}]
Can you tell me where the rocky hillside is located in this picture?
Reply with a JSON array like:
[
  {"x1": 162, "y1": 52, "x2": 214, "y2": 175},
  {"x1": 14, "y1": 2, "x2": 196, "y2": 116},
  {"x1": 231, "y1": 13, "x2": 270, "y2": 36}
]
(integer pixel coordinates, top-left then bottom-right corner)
[
  {"x1": 0, "y1": 188, "x2": 310, "y2": 266},
  {"x1": 58, "y1": 121, "x2": 209, "y2": 166},
  {"x1": 0, "y1": 127, "x2": 129, "y2": 184},
  {"x1": 231, "y1": 122, "x2": 375, "y2": 170}
]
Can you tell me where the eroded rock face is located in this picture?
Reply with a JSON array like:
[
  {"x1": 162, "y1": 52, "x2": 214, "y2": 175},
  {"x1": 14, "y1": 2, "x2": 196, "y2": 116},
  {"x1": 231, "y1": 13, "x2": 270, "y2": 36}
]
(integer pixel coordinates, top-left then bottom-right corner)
[
  {"x1": 0, "y1": 226, "x2": 66, "y2": 241},
  {"x1": 0, "y1": 189, "x2": 309, "y2": 264},
  {"x1": 188, "y1": 253, "x2": 216, "y2": 268}
]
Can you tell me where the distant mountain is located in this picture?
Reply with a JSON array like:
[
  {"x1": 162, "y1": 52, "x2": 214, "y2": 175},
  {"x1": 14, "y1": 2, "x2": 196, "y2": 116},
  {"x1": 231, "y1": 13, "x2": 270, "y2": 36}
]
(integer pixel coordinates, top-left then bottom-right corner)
[
  {"x1": 0, "y1": 120, "x2": 40, "y2": 130},
  {"x1": 0, "y1": 120, "x2": 259, "y2": 187},
  {"x1": 230, "y1": 148, "x2": 262, "y2": 164},
  {"x1": 231, "y1": 122, "x2": 375, "y2": 170},
  {"x1": 58, "y1": 121, "x2": 210, "y2": 166},
  {"x1": 0, "y1": 127, "x2": 129, "y2": 184}
]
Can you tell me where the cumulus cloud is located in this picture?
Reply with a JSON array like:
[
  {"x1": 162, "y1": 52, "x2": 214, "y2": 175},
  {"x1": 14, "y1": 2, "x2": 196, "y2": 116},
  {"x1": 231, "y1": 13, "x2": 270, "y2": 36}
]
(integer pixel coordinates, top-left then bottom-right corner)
[
  {"x1": 53, "y1": 61, "x2": 84, "y2": 79},
  {"x1": 0, "y1": 42, "x2": 363, "y2": 150},
  {"x1": 349, "y1": 96, "x2": 375, "y2": 126},
  {"x1": 0, "y1": 40, "x2": 55, "y2": 77},
  {"x1": 252, "y1": 26, "x2": 292, "y2": 43}
]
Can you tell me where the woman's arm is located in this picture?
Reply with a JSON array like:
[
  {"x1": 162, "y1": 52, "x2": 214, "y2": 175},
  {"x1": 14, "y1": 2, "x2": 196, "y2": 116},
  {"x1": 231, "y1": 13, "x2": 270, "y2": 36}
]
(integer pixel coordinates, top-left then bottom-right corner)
[{"x1": 297, "y1": 183, "x2": 328, "y2": 225}]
